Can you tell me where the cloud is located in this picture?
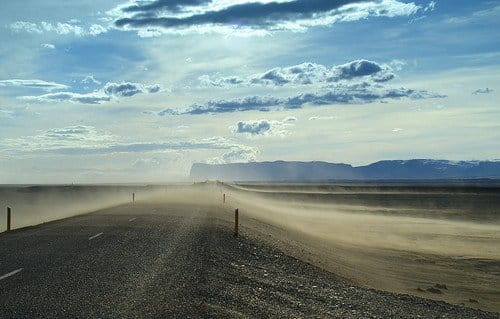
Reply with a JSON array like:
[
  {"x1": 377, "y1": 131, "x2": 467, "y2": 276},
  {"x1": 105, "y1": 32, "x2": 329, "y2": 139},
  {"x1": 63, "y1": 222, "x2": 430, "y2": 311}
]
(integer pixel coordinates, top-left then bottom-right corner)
[
  {"x1": 41, "y1": 43, "x2": 56, "y2": 49},
  {"x1": 309, "y1": 115, "x2": 337, "y2": 120},
  {"x1": 88, "y1": 24, "x2": 108, "y2": 36},
  {"x1": 112, "y1": 0, "x2": 426, "y2": 36},
  {"x1": 0, "y1": 109, "x2": 16, "y2": 119},
  {"x1": 9, "y1": 21, "x2": 108, "y2": 37},
  {"x1": 20, "y1": 92, "x2": 112, "y2": 104},
  {"x1": 424, "y1": 1, "x2": 436, "y2": 12},
  {"x1": 40, "y1": 125, "x2": 116, "y2": 143},
  {"x1": 221, "y1": 147, "x2": 258, "y2": 163},
  {"x1": 0, "y1": 106, "x2": 40, "y2": 120},
  {"x1": 0, "y1": 125, "x2": 116, "y2": 150},
  {"x1": 232, "y1": 116, "x2": 297, "y2": 136},
  {"x1": 472, "y1": 88, "x2": 494, "y2": 95},
  {"x1": 20, "y1": 81, "x2": 162, "y2": 104},
  {"x1": 201, "y1": 60, "x2": 395, "y2": 88},
  {"x1": 9, "y1": 21, "x2": 42, "y2": 34},
  {"x1": 104, "y1": 82, "x2": 144, "y2": 97},
  {"x1": 0, "y1": 79, "x2": 68, "y2": 91},
  {"x1": 160, "y1": 83, "x2": 445, "y2": 115},
  {"x1": 0, "y1": 126, "x2": 256, "y2": 164},
  {"x1": 158, "y1": 58, "x2": 444, "y2": 115},
  {"x1": 207, "y1": 146, "x2": 259, "y2": 164},
  {"x1": 132, "y1": 157, "x2": 164, "y2": 169},
  {"x1": 103, "y1": 82, "x2": 163, "y2": 97},
  {"x1": 234, "y1": 120, "x2": 271, "y2": 135},
  {"x1": 146, "y1": 84, "x2": 162, "y2": 93},
  {"x1": 446, "y1": 4, "x2": 500, "y2": 24},
  {"x1": 81, "y1": 75, "x2": 101, "y2": 86}
]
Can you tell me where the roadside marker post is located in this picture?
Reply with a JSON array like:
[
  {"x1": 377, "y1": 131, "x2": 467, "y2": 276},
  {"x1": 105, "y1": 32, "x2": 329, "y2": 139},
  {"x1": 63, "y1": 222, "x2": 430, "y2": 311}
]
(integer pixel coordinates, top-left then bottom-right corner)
[
  {"x1": 223, "y1": 193, "x2": 226, "y2": 203},
  {"x1": 6, "y1": 207, "x2": 11, "y2": 232},
  {"x1": 234, "y1": 208, "x2": 239, "y2": 237},
  {"x1": 132, "y1": 193, "x2": 135, "y2": 205}
]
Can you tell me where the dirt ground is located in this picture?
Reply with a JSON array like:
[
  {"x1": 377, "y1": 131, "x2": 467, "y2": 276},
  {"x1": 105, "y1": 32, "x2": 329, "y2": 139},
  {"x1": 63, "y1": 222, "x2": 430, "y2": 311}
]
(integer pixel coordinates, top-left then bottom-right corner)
[
  {"x1": 217, "y1": 182, "x2": 500, "y2": 313},
  {"x1": 1, "y1": 182, "x2": 499, "y2": 314}
]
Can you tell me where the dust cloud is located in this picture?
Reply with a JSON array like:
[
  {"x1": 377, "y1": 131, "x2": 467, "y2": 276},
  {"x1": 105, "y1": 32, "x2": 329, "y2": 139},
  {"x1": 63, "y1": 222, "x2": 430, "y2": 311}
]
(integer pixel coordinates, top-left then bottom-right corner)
[
  {"x1": 215, "y1": 182, "x2": 500, "y2": 312},
  {"x1": 0, "y1": 185, "x2": 174, "y2": 231},
  {"x1": 223, "y1": 186, "x2": 500, "y2": 258}
]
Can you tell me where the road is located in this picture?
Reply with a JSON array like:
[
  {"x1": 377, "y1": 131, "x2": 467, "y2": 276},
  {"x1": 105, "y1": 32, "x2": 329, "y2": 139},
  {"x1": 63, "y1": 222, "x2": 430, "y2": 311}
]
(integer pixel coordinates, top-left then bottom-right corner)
[{"x1": 0, "y1": 201, "x2": 498, "y2": 318}]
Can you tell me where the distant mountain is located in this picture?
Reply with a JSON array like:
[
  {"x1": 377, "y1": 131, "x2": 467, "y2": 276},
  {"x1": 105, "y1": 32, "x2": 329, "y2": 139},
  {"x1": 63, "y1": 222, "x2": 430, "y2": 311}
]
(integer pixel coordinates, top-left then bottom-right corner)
[{"x1": 190, "y1": 160, "x2": 500, "y2": 181}]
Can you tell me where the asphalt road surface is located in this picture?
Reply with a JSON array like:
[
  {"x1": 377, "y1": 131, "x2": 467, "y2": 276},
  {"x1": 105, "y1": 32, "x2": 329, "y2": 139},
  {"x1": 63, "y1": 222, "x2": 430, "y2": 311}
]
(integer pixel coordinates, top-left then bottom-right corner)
[{"x1": 0, "y1": 202, "x2": 498, "y2": 318}]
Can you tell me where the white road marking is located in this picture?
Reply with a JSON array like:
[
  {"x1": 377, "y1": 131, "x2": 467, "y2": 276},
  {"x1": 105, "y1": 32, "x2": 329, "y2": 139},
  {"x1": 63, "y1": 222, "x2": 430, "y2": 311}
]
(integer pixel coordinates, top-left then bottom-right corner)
[
  {"x1": 88, "y1": 232, "x2": 104, "y2": 240},
  {"x1": 0, "y1": 268, "x2": 23, "y2": 281},
  {"x1": 128, "y1": 217, "x2": 137, "y2": 222}
]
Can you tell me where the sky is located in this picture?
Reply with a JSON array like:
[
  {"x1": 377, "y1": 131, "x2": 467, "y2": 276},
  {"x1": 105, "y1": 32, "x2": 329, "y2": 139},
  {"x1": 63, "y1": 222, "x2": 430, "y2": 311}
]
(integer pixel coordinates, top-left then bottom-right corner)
[{"x1": 0, "y1": 0, "x2": 499, "y2": 183}]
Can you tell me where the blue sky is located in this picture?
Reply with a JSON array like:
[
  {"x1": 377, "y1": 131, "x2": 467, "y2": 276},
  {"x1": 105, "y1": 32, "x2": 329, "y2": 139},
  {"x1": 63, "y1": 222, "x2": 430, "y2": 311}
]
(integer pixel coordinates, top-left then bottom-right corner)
[{"x1": 0, "y1": 0, "x2": 498, "y2": 183}]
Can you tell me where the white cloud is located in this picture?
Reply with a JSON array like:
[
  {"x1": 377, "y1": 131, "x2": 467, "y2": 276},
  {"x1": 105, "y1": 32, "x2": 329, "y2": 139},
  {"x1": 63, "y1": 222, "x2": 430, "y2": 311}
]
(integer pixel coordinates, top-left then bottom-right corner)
[
  {"x1": 20, "y1": 91, "x2": 111, "y2": 104},
  {"x1": 20, "y1": 81, "x2": 163, "y2": 104},
  {"x1": 9, "y1": 21, "x2": 108, "y2": 37},
  {"x1": 132, "y1": 157, "x2": 163, "y2": 169},
  {"x1": 0, "y1": 106, "x2": 40, "y2": 120},
  {"x1": 1, "y1": 125, "x2": 117, "y2": 152},
  {"x1": 207, "y1": 145, "x2": 259, "y2": 164},
  {"x1": 200, "y1": 60, "x2": 395, "y2": 88},
  {"x1": 88, "y1": 24, "x2": 108, "y2": 36},
  {"x1": 0, "y1": 126, "x2": 256, "y2": 166},
  {"x1": 41, "y1": 43, "x2": 56, "y2": 49},
  {"x1": 446, "y1": 4, "x2": 500, "y2": 24},
  {"x1": 159, "y1": 58, "x2": 445, "y2": 115},
  {"x1": 81, "y1": 75, "x2": 102, "y2": 86},
  {"x1": 0, "y1": 79, "x2": 68, "y2": 91},
  {"x1": 309, "y1": 115, "x2": 337, "y2": 121},
  {"x1": 9, "y1": 21, "x2": 42, "y2": 34},
  {"x1": 0, "y1": 109, "x2": 16, "y2": 119}
]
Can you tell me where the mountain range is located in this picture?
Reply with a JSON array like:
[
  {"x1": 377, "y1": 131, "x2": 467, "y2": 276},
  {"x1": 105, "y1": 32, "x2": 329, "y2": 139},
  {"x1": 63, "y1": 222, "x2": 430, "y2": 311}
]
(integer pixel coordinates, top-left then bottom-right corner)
[{"x1": 190, "y1": 160, "x2": 500, "y2": 181}]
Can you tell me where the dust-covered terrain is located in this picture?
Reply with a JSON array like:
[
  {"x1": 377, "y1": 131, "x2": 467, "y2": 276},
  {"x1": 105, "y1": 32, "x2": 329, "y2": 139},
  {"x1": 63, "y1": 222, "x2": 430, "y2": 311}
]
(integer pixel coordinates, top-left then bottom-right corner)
[
  {"x1": 221, "y1": 182, "x2": 500, "y2": 312},
  {"x1": 1, "y1": 182, "x2": 499, "y2": 316},
  {"x1": 0, "y1": 184, "x2": 178, "y2": 231},
  {"x1": 0, "y1": 190, "x2": 499, "y2": 318}
]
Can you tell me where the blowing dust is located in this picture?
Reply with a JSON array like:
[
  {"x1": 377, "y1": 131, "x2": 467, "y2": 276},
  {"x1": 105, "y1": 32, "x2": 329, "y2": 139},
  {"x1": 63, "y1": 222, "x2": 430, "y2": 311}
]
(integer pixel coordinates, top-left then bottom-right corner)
[
  {"x1": 0, "y1": 185, "x2": 171, "y2": 231},
  {"x1": 215, "y1": 182, "x2": 500, "y2": 312}
]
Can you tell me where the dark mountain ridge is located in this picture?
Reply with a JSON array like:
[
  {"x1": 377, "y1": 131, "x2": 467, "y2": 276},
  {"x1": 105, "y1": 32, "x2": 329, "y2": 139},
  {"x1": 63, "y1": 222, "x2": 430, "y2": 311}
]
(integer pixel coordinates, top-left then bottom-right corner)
[{"x1": 190, "y1": 159, "x2": 500, "y2": 181}]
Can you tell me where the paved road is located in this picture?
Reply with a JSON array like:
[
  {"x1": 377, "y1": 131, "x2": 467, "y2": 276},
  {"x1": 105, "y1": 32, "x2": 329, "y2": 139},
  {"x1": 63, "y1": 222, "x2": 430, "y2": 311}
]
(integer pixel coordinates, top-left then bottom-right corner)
[{"x1": 0, "y1": 202, "x2": 498, "y2": 318}]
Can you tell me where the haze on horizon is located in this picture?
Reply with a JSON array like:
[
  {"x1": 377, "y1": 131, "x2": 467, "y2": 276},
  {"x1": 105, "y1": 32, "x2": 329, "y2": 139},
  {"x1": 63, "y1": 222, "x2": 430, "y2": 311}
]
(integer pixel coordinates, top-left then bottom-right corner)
[{"x1": 0, "y1": 0, "x2": 499, "y2": 183}]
